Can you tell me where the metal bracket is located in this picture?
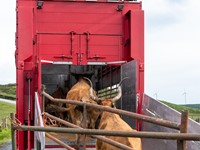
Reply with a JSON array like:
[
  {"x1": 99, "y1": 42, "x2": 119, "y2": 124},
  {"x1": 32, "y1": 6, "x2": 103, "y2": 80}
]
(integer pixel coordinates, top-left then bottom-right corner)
[
  {"x1": 37, "y1": 1, "x2": 44, "y2": 9},
  {"x1": 26, "y1": 72, "x2": 33, "y2": 81},
  {"x1": 84, "y1": 32, "x2": 90, "y2": 58},
  {"x1": 70, "y1": 31, "x2": 76, "y2": 55},
  {"x1": 54, "y1": 55, "x2": 72, "y2": 59},
  {"x1": 117, "y1": 4, "x2": 124, "y2": 11}
]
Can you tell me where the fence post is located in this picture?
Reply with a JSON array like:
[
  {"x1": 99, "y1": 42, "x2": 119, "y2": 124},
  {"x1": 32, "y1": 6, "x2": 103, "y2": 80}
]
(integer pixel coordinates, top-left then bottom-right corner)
[
  {"x1": 1, "y1": 118, "x2": 5, "y2": 128},
  {"x1": 177, "y1": 110, "x2": 188, "y2": 150},
  {"x1": 6, "y1": 117, "x2": 8, "y2": 128},
  {"x1": 82, "y1": 104, "x2": 87, "y2": 150},
  {"x1": 10, "y1": 113, "x2": 16, "y2": 150}
]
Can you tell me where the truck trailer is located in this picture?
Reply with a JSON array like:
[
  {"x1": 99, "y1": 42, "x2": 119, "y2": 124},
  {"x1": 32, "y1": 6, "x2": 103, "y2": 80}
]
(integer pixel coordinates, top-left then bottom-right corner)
[{"x1": 15, "y1": 0, "x2": 200, "y2": 149}]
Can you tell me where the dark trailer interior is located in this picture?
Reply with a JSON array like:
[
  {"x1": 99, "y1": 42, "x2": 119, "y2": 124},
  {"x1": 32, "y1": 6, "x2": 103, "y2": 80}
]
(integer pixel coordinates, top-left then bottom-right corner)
[
  {"x1": 41, "y1": 61, "x2": 138, "y2": 147},
  {"x1": 41, "y1": 61, "x2": 138, "y2": 127}
]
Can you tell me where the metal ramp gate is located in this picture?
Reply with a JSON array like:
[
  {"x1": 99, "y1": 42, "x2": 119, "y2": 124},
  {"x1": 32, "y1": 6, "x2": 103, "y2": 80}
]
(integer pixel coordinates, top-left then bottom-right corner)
[{"x1": 142, "y1": 94, "x2": 200, "y2": 150}]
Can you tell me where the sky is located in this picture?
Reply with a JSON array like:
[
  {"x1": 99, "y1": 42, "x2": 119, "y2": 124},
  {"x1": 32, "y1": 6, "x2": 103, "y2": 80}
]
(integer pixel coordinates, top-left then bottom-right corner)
[
  {"x1": 0, "y1": 0, "x2": 200, "y2": 104},
  {"x1": 143, "y1": 0, "x2": 200, "y2": 104}
]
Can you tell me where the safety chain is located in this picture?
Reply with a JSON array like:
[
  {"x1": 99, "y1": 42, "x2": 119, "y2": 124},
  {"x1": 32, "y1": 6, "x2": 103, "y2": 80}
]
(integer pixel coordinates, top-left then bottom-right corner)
[
  {"x1": 9, "y1": 117, "x2": 22, "y2": 127},
  {"x1": 42, "y1": 113, "x2": 59, "y2": 127}
]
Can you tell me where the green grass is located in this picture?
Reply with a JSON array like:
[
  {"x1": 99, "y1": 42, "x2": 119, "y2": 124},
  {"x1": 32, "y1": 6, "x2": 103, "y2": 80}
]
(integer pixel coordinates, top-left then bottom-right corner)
[
  {"x1": 0, "y1": 102, "x2": 16, "y2": 145},
  {"x1": 0, "y1": 102, "x2": 15, "y2": 121},
  {"x1": 0, "y1": 129, "x2": 11, "y2": 143},
  {"x1": 0, "y1": 83, "x2": 16, "y2": 100}
]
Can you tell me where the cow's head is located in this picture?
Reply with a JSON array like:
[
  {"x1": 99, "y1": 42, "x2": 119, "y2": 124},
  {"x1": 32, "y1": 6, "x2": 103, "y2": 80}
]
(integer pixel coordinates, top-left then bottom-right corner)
[{"x1": 84, "y1": 77, "x2": 128, "y2": 106}]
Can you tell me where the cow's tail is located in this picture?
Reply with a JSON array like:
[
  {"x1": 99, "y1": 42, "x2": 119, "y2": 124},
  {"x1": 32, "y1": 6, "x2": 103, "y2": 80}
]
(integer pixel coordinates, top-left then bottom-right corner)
[{"x1": 65, "y1": 104, "x2": 77, "y2": 111}]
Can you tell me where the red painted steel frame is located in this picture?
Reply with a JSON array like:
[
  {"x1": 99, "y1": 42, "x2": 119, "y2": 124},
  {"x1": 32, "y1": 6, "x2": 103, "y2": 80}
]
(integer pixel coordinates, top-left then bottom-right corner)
[{"x1": 16, "y1": 0, "x2": 144, "y2": 149}]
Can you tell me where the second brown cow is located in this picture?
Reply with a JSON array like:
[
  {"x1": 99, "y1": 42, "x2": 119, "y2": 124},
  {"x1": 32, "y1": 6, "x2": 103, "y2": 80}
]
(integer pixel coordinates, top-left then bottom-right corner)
[{"x1": 85, "y1": 77, "x2": 142, "y2": 150}]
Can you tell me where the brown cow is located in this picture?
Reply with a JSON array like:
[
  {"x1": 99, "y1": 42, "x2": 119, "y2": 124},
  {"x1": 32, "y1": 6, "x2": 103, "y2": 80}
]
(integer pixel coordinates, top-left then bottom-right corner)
[
  {"x1": 66, "y1": 77, "x2": 100, "y2": 129},
  {"x1": 66, "y1": 76, "x2": 101, "y2": 149},
  {"x1": 96, "y1": 99, "x2": 142, "y2": 150},
  {"x1": 85, "y1": 77, "x2": 142, "y2": 150}
]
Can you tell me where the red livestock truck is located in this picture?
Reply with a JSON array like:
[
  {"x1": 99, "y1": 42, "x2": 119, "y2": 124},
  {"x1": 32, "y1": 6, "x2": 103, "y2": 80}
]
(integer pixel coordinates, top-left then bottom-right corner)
[
  {"x1": 15, "y1": 0, "x2": 200, "y2": 150},
  {"x1": 15, "y1": 0, "x2": 144, "y2": 149}
]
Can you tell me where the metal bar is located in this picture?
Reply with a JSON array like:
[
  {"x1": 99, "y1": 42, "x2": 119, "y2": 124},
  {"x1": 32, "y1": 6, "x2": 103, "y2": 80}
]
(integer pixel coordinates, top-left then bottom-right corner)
[
  {"x1": 42, "y1": 85, "x2": 46, "y2": 112},
  {"x1": 42, "y1": 91, "x2": 180, "y2": 130},
  {"x1": 98, "y1": 88, "x2": 118, "y2": 94},
  {"x1": 98, "y1": 91, "x2": 118, "y2": 98},
  {"x1": 109, "y1": 66, "x2": 112, "y2": 98},
  {"x1": 38, "y1": 32, "x2": 122, "y2": 36},
  {"x1": 177, "y1": 110, "x2": 189, "y2": 150},
  {"x1": 82, "y1": 104, "x2": 87, "y2": 150},
  {"x1": 28, "y1": 79, "x2": 31, "y2": 116},
  {"x1": 46, "y1": 133, "x2": 75, "y2": 150},
  {"x1": 13, "y1": 125, "x2": 200, "y2": 141},
  {"x1": 10, "y1": 113, "x2": 16, "y2": 150},
  {"x1": 28, "y1": 79, "x2": 31, "y2": 150},
  {"x1": 43, "y1": 112, "x2": 133, "y2": 150}
]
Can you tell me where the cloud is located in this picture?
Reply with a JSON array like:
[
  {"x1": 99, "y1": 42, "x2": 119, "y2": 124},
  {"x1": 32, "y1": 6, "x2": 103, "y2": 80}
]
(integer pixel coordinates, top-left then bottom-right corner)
[
  {"x1": 0, "y1": 0, "x2": 200, "y2": 104},
  {"x1": 0, "y1": 0, "x2": 16, "y2": 84},
  {"x1": 144, "y1": 0, "x2": 200, "y2": 104},
  {"x1": 0, "y1": 62, "x2": 15, "y2": 84},
  {"x1": 143, "y1": 0, "x2": 188, "y2": 31}
]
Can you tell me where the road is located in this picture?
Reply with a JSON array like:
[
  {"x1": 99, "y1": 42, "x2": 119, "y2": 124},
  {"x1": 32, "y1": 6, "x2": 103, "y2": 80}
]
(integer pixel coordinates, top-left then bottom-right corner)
[
  {"x1": 0, "y1": 141, "x2": 12, "y2": 150},
  {"x1": 0, "y1": 98, "x2": 16, "y2": 105}
]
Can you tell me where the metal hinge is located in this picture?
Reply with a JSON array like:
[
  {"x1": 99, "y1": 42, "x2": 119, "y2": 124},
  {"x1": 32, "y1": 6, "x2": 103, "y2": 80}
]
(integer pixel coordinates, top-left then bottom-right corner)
[{"x1": 37, "y1": 1, "x2": 44, "y2": 9}]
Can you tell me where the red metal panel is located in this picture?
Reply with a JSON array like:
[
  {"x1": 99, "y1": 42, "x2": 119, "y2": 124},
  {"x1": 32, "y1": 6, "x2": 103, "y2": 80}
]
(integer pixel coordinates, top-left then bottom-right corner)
[
  {"x1": 16, "y1": 70, "x2": 24, "y2": 149},
  {"x1": 36, "y1": 2, "x2": 122, "y2": 35},
  {"x1": 35, "y1": 1, "x2": 127, "y2": 64},
  {"x1": 130, "y1": 10, "x2": 144, "y2": 62},
  {"x1": 38, "y1": 34, "x2": 79, "y2": 64},
  {"x1": 38, "y1": 33, "x2": 123, "y2": 65},
  {"x1": 81, "y1": 34, "x2": 123, "y2": 64},
  {"x1": 122, "y1": 8, "x2": 144, "y2": 130},
  {"x1": 129, "y1": 10, "x2": 144, "y2": 94},
  {"x1": 16, "y1": 2, "x2": 35, "y2": 149},
  {"x1": 130, "y1": 10, "x2": 144, "y2": 130},
  {"x1": 17, "y1": 2, "x2": 34, "y2": 61}
]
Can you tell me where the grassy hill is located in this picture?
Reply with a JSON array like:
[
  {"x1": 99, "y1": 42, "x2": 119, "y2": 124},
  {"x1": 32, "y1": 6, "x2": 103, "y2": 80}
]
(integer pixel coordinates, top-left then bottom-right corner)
[
  {"x1": 0, "y1": 84, "x2": 16, "y2": 100},
  {"x1": 160, "y1": 100, "x2": 200, "y2": 122},
  {"x1": 182, "y1": 104, "x2": 200, "y2": 109},
  {"x1": 160, "y1": 101, "x2": 200, "y2": 114}
]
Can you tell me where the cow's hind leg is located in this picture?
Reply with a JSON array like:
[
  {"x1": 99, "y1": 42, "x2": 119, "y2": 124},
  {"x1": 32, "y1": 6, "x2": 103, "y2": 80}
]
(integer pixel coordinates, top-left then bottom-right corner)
[
  {"x1": 74, "y1": 134, "x2": 81, "y2": 150},
  {"x1": 75, "y1": 108, "x2": 88, "y2": 150},
  {"x1": 73, "y1": 110, "x2": 84, "y2": 150}
]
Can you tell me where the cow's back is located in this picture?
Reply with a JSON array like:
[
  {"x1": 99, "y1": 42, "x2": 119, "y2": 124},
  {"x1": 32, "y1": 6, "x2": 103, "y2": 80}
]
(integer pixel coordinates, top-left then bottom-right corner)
[
  {"x1": 66, "y1": 78, "x2": 97, "y2": 104},
  {"x1": 97, "y1": 111, "x2": 142, "y2": 150}
]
